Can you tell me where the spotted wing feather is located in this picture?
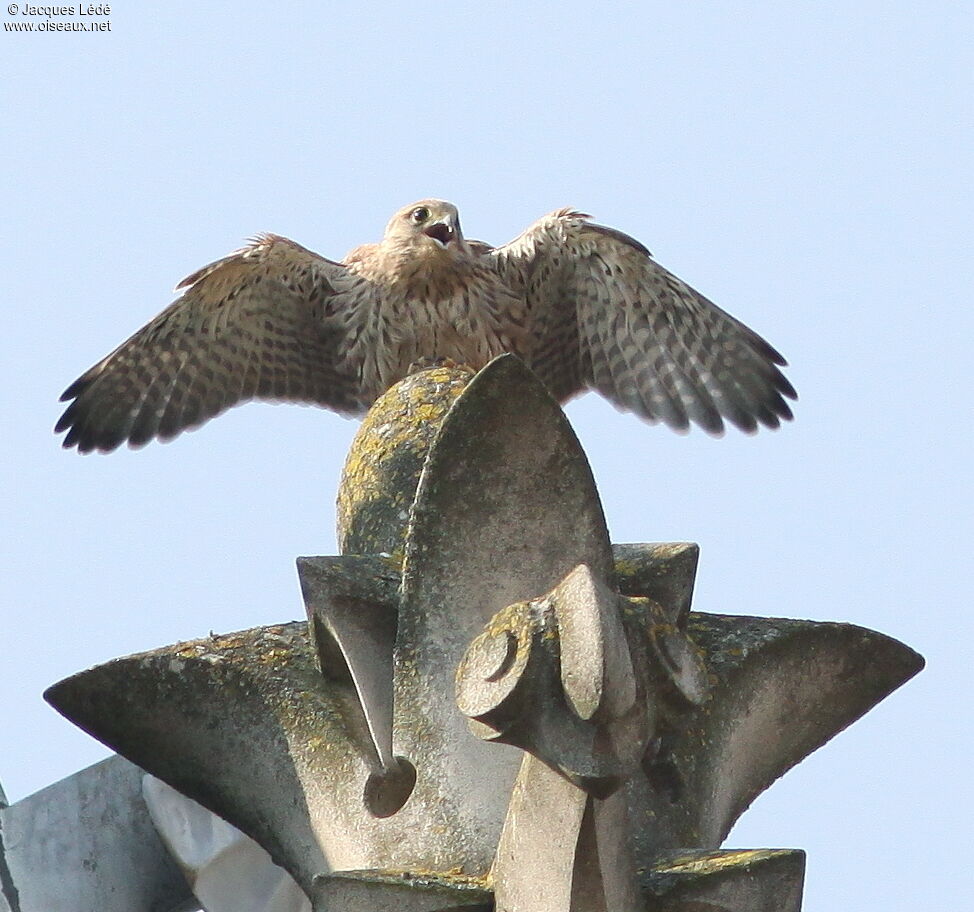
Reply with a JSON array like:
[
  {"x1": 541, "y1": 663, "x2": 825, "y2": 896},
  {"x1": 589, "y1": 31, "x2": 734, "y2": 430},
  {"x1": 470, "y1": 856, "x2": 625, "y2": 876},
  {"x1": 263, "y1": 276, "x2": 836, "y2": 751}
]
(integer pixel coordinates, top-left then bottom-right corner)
[
  {"x1": 56, "y1": 235, "x2": 368, "y2": 453},
  {"x1": 492, "y1": 210, "x2": 796, "y2": 434}
]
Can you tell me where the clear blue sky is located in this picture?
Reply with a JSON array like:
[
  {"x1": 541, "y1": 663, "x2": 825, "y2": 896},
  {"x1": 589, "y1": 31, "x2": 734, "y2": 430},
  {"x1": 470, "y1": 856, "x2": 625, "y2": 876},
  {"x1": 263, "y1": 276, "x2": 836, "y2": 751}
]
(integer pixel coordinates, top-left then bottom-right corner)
[{"x1": 3, "y1": 3, "x2": 970, "y2": 908}]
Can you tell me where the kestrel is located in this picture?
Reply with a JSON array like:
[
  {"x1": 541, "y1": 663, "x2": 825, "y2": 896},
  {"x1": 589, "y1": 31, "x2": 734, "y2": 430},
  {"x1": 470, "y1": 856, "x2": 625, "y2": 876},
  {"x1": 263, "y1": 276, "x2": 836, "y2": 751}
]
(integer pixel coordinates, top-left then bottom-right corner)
[{"x1": 56, "y1": 200, "x2": 796, "y2": 453}]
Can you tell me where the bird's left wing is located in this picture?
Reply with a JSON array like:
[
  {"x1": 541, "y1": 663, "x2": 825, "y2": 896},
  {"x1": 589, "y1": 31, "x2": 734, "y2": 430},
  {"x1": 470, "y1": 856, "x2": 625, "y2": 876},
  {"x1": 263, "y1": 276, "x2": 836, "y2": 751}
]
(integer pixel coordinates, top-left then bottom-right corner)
[
  {"x1": 56, "y1": 234, "x2": 371, "y2": 453},
  {"x1": 490, "y1": 210, "x2": 796, "y2": 434}
]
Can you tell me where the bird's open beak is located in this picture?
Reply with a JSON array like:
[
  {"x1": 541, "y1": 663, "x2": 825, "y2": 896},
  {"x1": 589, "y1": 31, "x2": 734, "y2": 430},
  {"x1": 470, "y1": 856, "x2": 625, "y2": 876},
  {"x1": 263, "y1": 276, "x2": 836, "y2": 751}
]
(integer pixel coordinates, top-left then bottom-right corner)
[{"x1": 423, "y1": 217, "x2": 459, "y2": 247}]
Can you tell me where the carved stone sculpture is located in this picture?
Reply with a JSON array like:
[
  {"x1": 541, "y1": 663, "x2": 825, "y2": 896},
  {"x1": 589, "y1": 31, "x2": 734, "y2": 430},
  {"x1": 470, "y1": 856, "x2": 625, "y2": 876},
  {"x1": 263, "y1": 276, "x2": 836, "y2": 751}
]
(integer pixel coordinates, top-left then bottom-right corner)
[{"x1": 2, "y1": 356, "x2": 922, "y2": 912}]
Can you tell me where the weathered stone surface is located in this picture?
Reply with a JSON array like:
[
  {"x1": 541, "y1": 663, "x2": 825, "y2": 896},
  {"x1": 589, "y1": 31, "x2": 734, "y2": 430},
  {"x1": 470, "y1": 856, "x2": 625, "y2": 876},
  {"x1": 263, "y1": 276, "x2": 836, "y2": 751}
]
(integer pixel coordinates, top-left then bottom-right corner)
[
  {"x1": 456, "y1": 564, "x2": 675, "y2": 794},
  {"x1": 307, "y1": 849, "x2": 804, "y2": 912},
  {"x1": 641, "y1": 849, "x2": 806, "y2": 912},
  {"x1": 392, "y1": 355, "x2": 614, "y2": 876},
  {"x1": 43, "y1": 609, "x2": 922, "y2": 898},
  {"x1": 143, "y1": 775, "x2": 311, "y2": 912},
  {"x1": 613, "y1": 542, "x2": 700, "y2": 623},
  {"x1": 653, "y1": 614, "x2": 924, "y2": 849},
  {"x1": 490, "y1": 757, "x2": 642, "y2": 912},
  {"x1": 313, "y1": 870, "x2": 490, "y2": 912},
  {"x1": 0, "y1": 755, "x2": 194, "y2": 912},
  {"x1": 298, "y1": 555, "x2": 412, "y2": 817},
  {"x1": 46, "y1": 624, "x2": 342, "y2": 893},
  {"x1": 337, "y1": 365, "x2": 473, "y2": 557}
]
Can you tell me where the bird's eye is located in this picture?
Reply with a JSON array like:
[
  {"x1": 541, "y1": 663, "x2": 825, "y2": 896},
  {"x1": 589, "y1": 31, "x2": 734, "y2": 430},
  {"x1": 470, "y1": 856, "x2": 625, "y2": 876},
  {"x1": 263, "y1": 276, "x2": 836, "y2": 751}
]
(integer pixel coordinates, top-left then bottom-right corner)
[{"x1": 411, "y1": 207, "x2": 430, "y2": 223}]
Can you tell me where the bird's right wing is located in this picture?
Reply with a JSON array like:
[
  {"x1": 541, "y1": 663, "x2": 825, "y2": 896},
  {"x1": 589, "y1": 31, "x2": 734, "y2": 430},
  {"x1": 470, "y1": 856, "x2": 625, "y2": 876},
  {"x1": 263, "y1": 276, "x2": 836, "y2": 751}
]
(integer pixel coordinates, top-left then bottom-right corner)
[{"x1": 56, "y1": 235, "x2": 370, "y2": 453}]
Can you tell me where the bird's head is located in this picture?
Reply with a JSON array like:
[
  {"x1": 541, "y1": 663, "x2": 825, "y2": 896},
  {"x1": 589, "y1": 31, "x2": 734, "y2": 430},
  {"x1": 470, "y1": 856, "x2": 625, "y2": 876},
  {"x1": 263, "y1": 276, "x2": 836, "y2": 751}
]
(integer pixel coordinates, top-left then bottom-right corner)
[{"x1": 384, "y1": 199, "x2": 465, "y2": 253}]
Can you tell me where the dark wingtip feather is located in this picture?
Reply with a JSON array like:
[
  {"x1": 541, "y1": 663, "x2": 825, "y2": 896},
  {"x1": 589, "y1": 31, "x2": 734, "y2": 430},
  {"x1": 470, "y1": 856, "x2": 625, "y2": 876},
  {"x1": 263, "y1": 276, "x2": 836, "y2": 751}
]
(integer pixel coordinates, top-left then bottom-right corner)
[
  {"x1": 60, "y1": 420, "x2": 84, "y2": 451},
  {"x1": 776, "y1": 399, "x2": 795, "y2": 422},
  {"x1": 56, "y1": 391, "x2": 124, "y2": 454},
  {"x1": 662, "y1": 412, "x2": 692, "y2": 435},
  {"x1": 750, "y1": 334, "x2": 789, "y2": 367},
  {"x1": 54, "y1": 405, "x2": 75, "y2": 435},
  {"x1": 59, "y1": 374, "x2": 91, "y2": 403},
  {"x1": 55, "y1": 395, "x2": 91, "y2": 445},
  {"x1": 734, "y1": 419, "x2": 761, "y2": 435},
  {"x1": 776, "y1": 372, "x2": 798, "y2": 401},
  {"x1": 696, "y1": 411, "x2": 726, "y2": 437}
]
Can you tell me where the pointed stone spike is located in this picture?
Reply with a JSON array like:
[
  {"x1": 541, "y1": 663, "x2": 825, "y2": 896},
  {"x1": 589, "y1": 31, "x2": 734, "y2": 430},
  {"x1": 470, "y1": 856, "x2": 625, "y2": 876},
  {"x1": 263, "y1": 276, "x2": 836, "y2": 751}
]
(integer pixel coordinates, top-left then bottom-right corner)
[
  {"x1": 392, "y1": 354, "x2": 613, "y2": 848},
  {"x1": 624, "y1": 614, "x2": 925, "y2": 860},
  {"x1": 44, "y1": 624, "x2": 338, "y2": 894},
  {"x1": 298, "y1": 556, "x2": 400, "y2": 771},
  {"x1": 613, "y1": 542, "x2": 700, "y2": 625},
  {"x1": 44, "y1": 620, "x2": 499, "y2": 893},
  {"x1": 297, "y1": 555, "x2": 417, "y2": 817}
]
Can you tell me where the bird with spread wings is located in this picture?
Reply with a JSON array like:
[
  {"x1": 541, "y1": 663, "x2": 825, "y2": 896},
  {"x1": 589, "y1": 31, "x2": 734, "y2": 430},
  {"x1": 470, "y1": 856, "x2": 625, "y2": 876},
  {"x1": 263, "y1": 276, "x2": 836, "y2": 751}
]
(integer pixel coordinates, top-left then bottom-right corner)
[{"x1": 56, "y1": 200, "x2": 796, "y2": 453}]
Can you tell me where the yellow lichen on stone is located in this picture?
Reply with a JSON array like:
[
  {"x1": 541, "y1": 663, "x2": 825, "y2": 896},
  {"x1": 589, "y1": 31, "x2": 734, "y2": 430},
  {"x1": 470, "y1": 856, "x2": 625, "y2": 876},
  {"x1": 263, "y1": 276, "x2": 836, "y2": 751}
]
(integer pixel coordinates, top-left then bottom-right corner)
[
  {"x1": 613, "y1": 558, "x2": 640, "y2": 579},
  {"x1": 336, "y1": 367, "x2": 473, "y2": 555},
  {"x1": 658, "y1": 848, "x2": 786, "y2": 875}
]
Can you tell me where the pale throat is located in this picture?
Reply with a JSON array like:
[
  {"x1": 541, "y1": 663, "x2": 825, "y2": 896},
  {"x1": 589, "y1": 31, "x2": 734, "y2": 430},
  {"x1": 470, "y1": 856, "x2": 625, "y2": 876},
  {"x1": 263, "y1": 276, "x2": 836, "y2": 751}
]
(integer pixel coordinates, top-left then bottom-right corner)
[{"x1": 386, "y1": 240, "x2": 478, "y2": 298}]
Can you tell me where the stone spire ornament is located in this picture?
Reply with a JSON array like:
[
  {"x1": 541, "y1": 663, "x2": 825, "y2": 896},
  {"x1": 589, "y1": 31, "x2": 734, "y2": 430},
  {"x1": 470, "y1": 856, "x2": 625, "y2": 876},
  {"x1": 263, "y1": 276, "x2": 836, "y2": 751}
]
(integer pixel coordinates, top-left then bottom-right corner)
[{"x1": 4, "y1": 355, "x2": 921, "y2": 912}]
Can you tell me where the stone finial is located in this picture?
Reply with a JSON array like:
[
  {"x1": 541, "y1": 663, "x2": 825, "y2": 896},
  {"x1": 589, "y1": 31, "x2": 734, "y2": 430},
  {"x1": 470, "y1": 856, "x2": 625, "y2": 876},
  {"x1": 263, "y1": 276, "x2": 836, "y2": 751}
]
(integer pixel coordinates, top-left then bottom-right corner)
[{"x1": 40, "y1": 355, "x2": 924, "y2": 911}]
